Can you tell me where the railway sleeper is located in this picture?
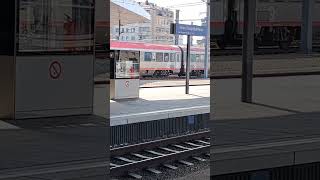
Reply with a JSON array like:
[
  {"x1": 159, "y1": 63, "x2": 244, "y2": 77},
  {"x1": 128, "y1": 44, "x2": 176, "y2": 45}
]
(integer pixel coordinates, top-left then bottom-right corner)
[
  {"x1": 163, "y1": 164, "x2": 178, "y2": 170},
  {"x1": 178, "y1": 160, "x2": 194, "y2": 166},
  {"x1": 146, "y1": 168, "x2": 162, "y2": 174},
  {"x1": 128, "y1": 172, "x2": 143, "y2": 179}
]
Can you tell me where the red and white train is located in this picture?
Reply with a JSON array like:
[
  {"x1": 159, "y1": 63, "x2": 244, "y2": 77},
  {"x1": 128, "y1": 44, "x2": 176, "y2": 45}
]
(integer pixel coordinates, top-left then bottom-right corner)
[
  {"x1": 110, "y1": 41, "x2": 206, "y2": 77},
  {"x1": 211, "y1": 0, "x2": 320, "y2": 49}
]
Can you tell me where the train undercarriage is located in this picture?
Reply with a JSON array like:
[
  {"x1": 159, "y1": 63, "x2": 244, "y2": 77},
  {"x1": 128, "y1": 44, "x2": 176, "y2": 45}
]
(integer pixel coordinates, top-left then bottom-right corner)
[
  {"x1": 142, "y1": 70, "x2": 205, "y2": 78},
  {"x1": 213, "y1": 26, "x2": 301, "y2": 50}
]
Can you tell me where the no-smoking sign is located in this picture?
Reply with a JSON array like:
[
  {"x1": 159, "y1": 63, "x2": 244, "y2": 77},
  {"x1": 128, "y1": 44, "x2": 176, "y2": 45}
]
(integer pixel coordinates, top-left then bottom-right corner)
[
  {"x1": 125, "y1": 81, "x2": 130, "y2": 88},
  {"x1": 49, "y1": 61, "x2": 62, "y2": 80}
]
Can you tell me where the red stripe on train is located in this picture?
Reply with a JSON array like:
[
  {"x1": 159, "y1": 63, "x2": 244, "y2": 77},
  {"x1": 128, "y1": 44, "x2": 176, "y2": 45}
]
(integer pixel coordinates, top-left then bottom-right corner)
[
  {"x1": 141, "y1": 68, "x2": 205, "y2": 71},
  {"x1": 110, "y1": 41, "x2": 205, "y2": 52},
  {"x1": 111, "y1": 41, "x2": 180, "y2": 51}
]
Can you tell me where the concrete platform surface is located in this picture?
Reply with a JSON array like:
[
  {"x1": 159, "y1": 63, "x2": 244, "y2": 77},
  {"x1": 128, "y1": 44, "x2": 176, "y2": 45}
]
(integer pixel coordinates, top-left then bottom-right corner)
[
  {"x1": 212, "y1": 54, "x2": 320, "y2": 77},
  {"x1": 0, "y1": 115, "x2": 109, "y2": 180},
  {"x1": 211, "y1": 75, "x2": 320, "y2": 176},
  {"x1": 110, "y1": 85, "x2": 210, "y2": 126}
]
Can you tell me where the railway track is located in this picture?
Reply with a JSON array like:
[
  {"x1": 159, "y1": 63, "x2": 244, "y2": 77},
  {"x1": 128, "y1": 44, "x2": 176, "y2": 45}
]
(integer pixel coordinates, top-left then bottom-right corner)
[{"x1": 110, "y1": 130, "x2": 210, "y2": 179}]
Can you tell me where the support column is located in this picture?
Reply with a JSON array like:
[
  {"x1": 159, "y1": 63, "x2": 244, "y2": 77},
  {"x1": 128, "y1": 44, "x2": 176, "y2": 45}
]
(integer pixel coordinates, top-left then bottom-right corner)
[
  {"x1": 301, "y1": 0, "x2": 314, "y2": 54},
  {"x1": 186, "y1": 35, "x2": 191, "y2": 94},
  {"x1": 175, "y1": 10, "x2": 180, "y2": 45},
  {"x1": 204, "y1": 0, "x2": 210, "y2": 79},
  {"x1": 241, "y1": 0, "x2": 256, "y2": 103}
]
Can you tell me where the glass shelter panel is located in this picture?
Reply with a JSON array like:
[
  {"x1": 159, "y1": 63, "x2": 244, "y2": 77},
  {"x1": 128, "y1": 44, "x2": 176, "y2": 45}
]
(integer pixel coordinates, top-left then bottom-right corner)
[
  {"x1": 115, "y1": 50, "x2": 140, "y2": 79},
  {"x1": 18, "y1": 0, "x2": 94, "y2": 53}
]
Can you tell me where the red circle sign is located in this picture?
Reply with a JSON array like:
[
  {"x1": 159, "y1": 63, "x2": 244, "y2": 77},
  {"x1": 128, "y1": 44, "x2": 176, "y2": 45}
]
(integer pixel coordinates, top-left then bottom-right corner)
[
  {"x1": 49, "y1": 61, "x2": 62, "y2": 79},
  {"x1": 125, "y1": 81, "x2": 130, "y2": 88}
]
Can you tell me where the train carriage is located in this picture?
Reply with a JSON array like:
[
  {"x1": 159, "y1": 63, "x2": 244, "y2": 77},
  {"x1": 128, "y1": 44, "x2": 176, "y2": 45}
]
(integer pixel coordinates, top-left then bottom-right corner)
[
  {"x1": 110, "y1": 41, "x2": 206, "y2": 77},
  {"x1": 211, "y1": 0, "x2": 320, "y2": 49}
]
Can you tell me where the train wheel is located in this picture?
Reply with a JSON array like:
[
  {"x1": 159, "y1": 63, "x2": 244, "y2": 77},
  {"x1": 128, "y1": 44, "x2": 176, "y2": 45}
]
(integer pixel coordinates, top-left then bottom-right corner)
[{"x1": 153, "y1": 71, "x2": 160, "y2": 78}]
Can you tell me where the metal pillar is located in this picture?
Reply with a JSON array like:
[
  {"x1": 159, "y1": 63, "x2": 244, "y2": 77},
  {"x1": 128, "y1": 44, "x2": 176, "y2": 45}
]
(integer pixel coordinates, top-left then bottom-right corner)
[
  {"x1": 204, "y1": 1, "x2": 210, "y2": 79},
  {"x1": 175, "y1": 10, "x2": 180, "y2": 45},
  {"x1": 301, "y1": 0, "x2": 314, "y2": 54},
  {"x1": 190, "y1": 22, "x2": 194, "y2": 45},
  {"x1": 241, "y1": 0, "x2": 256, "y2": 103},
  {"x1": 186, "y1": 35, "x2": 191, "y2": 94}
]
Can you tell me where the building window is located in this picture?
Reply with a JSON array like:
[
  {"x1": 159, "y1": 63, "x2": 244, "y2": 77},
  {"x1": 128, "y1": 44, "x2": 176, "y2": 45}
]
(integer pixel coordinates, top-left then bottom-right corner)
[{"x1": 139, "y1": 27, "x2": 150, "y2": 32}]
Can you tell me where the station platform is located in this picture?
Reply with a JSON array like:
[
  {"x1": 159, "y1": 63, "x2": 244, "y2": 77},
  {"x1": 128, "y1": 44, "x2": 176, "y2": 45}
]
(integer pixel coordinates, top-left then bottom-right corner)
[
  {"x1": 110, "y1": 85, "x2": 210, "y2": 126},
  {"x1": 212, "y1": 53, "x2": 320, "y2": 78},
  {"x1": 140, "y1": 79, "x2": 210, "y2": 88},
  {"x1": 0, "y1": 86, "x2": 109, "y2": 180},
  {"x1": 211, "y1": 75, "x2": 320, "y2": 176}
]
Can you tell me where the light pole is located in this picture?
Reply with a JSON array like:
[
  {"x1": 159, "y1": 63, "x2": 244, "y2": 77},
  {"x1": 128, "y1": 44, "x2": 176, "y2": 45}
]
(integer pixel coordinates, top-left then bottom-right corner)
[{"x1": 117, "y1": 10, "x2": 123, "y2": 40}]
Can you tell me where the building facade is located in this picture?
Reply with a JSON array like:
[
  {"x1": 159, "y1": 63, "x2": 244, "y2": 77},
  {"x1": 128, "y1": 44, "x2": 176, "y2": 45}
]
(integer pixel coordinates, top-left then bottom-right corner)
[{"x1": 111, "y1": 0, "x2": 176, "y2": 45}]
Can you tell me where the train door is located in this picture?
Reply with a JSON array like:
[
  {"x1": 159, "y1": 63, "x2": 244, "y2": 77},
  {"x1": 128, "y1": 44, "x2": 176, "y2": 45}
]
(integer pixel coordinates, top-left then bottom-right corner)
[
  {"x1": 169, "y1": 52, "x2": 176, "y2": 75},
  {"x1": 176, "y1": 53, "x2": 181, "y2": 75},
  {"x1": 140, "y1": 51, "x2": 145, "y2": 76}
]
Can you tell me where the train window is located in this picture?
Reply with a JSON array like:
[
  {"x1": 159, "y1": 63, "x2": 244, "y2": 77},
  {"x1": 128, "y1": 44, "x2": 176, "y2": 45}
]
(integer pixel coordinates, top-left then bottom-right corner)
[
  {"x1": 17, "y1": 0, "x2": 94, "y2": 54},
  {"x1": 191, "y1": 54, "x2": 196, "y2": 62},
  {"x1": 170, "y1": 53, "x2": 175, "y2": 62},
  {"x1": 196, "y1": 54, "x2": 201, "y2": 62},
  {"x1": 201, "y1": 55, "x2": 205, "y2": 62},
  {"x1": 164, "y1": 53, "x2": 169, "y2": 62},
  {"x1": 156, "y1": 52, "x2": 164, "y2": 62},
  {"x1": 177, "y1": 54, "x2": 181, "y2": 62},
  {"x1": 144, "y1": 52, "x2": 152, "y2": 61}
]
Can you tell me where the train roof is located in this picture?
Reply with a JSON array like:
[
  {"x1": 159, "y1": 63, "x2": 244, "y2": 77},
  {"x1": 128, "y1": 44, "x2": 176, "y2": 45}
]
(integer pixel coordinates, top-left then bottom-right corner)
[{"x1": 110, "y1": 40, "x2": 204, "y2": 52}]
